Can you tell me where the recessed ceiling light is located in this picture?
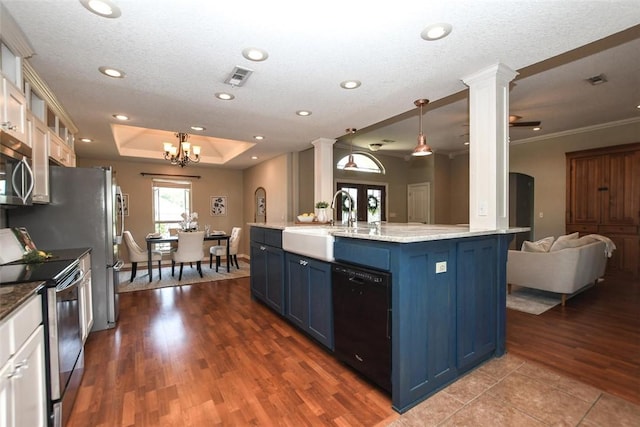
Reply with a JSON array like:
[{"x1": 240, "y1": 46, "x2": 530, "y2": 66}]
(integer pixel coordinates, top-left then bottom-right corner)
[
  {"x1": 98, "y1": 66, "x2": 125, "y2": 78},
  {"x1": 79, "y1": 0, "x2": 121, "y2": 18},
  {"x1": 80, "y1": 138, "x2": 93, "y2": 143},
  {"x1": 533, "y1": 127, "x2": 541, "y2": 131},
  {"x1": 215, "y1": 92, "x2": 235, "y2": 100},
  {"x1": 251, "y1": 156, "x2": 258, "y2": 160},
  {"x1": 296, "y1": 110, "x2": 312, "y2": 116},
  {"x1": 112, "y1": 114, "x2": 129, "y2": 121},
  {"x1": 636, "y1": 104, "x2": 640, "y2": 109},
  {"x1": 463, "y1": 141, "x2": 470, "y2": 146},
  {"x1": 421, "y1": 23, "x2": 452, "y2": 41},
  {"x1": 253, "y1": 135, "x2": 265, "y2": 140},
  {"x1": 190, "y1": 125, "x2": 205, "y2": 131},
  {"x1": 242, "y1": 47, "x2": 269, "y2": 62},
  {"x1": 340, "y1": 80, "x2": 361, "y2": 89}
]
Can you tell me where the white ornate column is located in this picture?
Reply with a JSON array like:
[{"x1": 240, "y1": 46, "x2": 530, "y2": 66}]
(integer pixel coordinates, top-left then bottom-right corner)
[
  {"x1": 462, "y1": 63, "x2": 518, "y2": 231},
  {"x1": 311, "y1": 137, "x2": 336, "y2": 207}
]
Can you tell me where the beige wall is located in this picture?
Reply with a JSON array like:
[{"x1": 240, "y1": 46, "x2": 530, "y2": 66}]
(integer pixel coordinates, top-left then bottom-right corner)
[
  {"x1": 510, "y1": 121, "x2": 640, "y2": 240},
  {"x1": 449, "y1": 154, "x2": 470, "y2": 225},
  {"x1": 77, "y1": 158, "x2": 244, "y2": 262},
  {"x1": 242, "y1": 153, "x2": 292, "y2": 254}
]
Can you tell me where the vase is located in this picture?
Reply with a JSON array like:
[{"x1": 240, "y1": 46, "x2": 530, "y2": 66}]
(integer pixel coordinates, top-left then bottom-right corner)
[{"x1": 317, "y1": 208, "x2": 328, "y2": 223}]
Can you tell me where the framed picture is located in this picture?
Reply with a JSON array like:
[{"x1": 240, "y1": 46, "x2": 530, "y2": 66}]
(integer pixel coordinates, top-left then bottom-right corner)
[{"x1": 211, "y1": 196, "x2": 227, "y2": 216}]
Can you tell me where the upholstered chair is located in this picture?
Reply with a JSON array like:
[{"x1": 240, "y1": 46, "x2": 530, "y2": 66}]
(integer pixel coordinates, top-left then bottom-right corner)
[
  {"x1": 171, "y1": 231, "x2": 205, "y2": 280},
  {"x1": 123, "y1": 231, "x2": 162, "y2": 282},
  {"x1": 209, "y1": 227, "x2": 242, "y2": 272}
]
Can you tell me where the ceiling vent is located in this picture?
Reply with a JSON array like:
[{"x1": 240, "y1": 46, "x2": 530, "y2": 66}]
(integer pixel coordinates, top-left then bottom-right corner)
[
  {"x1": 586, "y1": 73, "x2": 607, "y2": 85},
  {"x1": 225, "y1": 66, "x2": 253, "y2": 87}
]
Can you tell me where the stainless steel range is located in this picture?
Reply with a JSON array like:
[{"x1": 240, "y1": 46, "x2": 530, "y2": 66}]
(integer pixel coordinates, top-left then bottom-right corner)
[{"x1": 1, "y1": 256, "x2": 85, "y2": 427}]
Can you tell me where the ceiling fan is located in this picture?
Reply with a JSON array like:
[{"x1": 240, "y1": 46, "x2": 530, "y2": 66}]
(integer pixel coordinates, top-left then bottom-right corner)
[{"x1": 509, "y1": 115, "x2": 541, "y2": 127}]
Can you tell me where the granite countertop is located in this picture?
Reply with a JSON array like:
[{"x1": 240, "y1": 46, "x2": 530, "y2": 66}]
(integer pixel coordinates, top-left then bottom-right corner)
[
  {"x1": 249, "y1": 222, "x2": 529, "y2": 243},
  {"x1": 0, "y1": 282, "x2": 45, "y2": 322}
]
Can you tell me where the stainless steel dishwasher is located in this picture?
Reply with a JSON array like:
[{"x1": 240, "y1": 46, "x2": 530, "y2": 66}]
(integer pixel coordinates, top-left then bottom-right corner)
[{"x1": 331, "y1": 263, "x2": 391, "y2": 392}]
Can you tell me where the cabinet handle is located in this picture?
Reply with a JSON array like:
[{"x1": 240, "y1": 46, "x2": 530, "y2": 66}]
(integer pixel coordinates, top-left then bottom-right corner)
[
  {"x1": 299, "y1": 260, "x2": 308, "y2": 266},
  {"x1": 8, "y1": 359, "x2": 29, "y2": 379},
  {"x1": 260, "y1": 245, "x2": 266, "y2": 251}
]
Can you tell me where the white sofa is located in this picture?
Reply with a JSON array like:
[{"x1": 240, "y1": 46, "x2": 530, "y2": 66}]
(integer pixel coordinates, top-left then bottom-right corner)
[{"x1": 507, "y1": 239, "x2": 609, "y2": 306}]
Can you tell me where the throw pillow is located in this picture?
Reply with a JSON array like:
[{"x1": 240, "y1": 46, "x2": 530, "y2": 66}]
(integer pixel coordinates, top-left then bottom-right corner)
[
  {"x1": 555, "y1": 232, "x2": 579, "y2": 243},
  {"x1": 550, "y1": 235, "x2": 596, "y2": 252},
  {"x1": 521, "y1": 236, "x2": 555, "y2": 253}
]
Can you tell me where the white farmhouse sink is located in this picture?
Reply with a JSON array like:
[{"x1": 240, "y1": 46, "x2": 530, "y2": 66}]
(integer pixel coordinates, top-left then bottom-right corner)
[{"x1": 282, "y1": 227, "x2": 335, "y2": 262}]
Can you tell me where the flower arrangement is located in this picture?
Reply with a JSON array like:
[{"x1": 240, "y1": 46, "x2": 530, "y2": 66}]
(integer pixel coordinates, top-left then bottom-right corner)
[
  {"x1": 180, "y1": 212, "x2": 199, "y2": 231},
  {"x1": 315, "y1": 201, "x2": 329, "y2": 209}
]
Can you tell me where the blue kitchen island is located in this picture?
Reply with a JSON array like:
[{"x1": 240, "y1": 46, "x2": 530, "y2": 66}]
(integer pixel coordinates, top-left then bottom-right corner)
[{"x1": 250, "y1": 223, "x2": 523, "y2": 413}]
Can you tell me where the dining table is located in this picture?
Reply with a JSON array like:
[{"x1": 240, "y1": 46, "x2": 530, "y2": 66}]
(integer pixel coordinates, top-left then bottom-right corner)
[{"x1": 145, "y1": 233, "x2": 230, "y2": 281}]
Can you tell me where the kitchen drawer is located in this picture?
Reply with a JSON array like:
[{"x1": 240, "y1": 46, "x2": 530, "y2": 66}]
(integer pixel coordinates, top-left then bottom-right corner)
[
  {"x1": 9, "y1": 295, "x2": 42, "y2": 356},
  {"x1": 598, "y1": 225, "x2": 638, "y2": 235},
  {"x1": 566, "y1": 224, "x2": 598, "y2": 234}
]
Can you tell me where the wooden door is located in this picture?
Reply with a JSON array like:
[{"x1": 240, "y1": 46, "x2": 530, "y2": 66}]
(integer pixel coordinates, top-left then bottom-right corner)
[
  {"x1": 602, "y1": 150, "x2": 640, "y2": 226},
  {"x1": 567, "y1": 155, "x2": 602, "y2": 225}
]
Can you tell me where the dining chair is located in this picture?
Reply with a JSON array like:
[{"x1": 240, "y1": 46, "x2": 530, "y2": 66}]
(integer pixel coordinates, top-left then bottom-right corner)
[
  {"x1": 123, "y1": 230, "x2": 162, "y2": 282},
  {"x1": 171, "y1": 231, "x2": 205, "y2": 280},
  {"x1": 209, "y1": 227, "x2": 242, "y2": 272}
]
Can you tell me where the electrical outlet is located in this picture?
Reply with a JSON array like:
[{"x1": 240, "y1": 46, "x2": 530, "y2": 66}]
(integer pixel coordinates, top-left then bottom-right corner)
[{"x1": 436, "y1": 261, "x2": 447, "y2": 274}]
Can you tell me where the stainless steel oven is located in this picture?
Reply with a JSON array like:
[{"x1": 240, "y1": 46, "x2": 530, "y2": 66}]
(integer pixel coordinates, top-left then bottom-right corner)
[
  {"x1": 45, "y1": 259, "x2": 84, "y2": 427},
  {"x1": 0, "y1": 131, "x2": 34, "y2": 206}
]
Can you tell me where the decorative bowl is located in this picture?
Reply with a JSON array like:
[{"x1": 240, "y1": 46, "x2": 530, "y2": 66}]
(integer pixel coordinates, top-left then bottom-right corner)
[{"x1": 297, "y1": 215, "x2": 315, "y2": 223}]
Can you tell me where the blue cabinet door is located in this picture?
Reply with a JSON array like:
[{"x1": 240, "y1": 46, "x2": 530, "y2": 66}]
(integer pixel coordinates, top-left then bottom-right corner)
[
  {"x1": 306, "y1": 259, "x2": 333, "y2": 350},
  {"x1": 456, "y1": 238, "x2": 497, "y2": 370},
  {"x1": 285, "y1": 253, "x2": 307, "y2": 329},
  {"x1": 265, "y1": 246, "x2": 285, "y2": 314},
  {"x1": 250, "y1": 241, "x2": 267, "y2": 300},
  {"x1": 284, "y1": 253, "x2": 333, "y2": 350}
]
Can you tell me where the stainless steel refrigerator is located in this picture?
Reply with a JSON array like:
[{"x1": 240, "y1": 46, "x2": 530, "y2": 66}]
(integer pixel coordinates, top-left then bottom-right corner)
[{"x1": 8, "y1": 166, "x2": 124, "y2": 331}]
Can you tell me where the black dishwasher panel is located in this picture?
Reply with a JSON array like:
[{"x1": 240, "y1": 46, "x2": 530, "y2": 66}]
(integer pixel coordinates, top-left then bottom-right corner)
[{"x1": 332, "y1": 263, "x2": 391, "y2": 392}]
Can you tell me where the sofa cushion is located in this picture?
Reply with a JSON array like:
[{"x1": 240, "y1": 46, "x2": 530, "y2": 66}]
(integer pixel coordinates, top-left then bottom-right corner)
[
  {"x1": 521, "y1": 236, "x2": 555, "y2": 252},
  {"x1": 549, "y1": 232, "x2": 579, "y2": 251},
  {"x1": 550, "y1": 235, "x2": 596, "y2": 252}
]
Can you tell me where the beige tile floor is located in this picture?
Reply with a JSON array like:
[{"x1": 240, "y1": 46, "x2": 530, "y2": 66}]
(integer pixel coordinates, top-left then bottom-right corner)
[{"x1": 386, "y1": 353, "x2": 640, "y2": 426}]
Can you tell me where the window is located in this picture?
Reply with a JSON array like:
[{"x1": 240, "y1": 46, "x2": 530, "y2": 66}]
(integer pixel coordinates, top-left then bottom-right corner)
[
  {"x1": 336, "y1": 152, "x2": 385, "y2": 174},
  {"x1": 152, "y1": 179, "x2": 192, "y2": 249},
  {"x1": 335, "y1": 182, "x2": 386, "y2": 223}
]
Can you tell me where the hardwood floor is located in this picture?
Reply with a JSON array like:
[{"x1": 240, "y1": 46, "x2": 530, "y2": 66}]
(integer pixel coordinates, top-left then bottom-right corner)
[
  {"x1": 69, "y1": 278, "x2": 395, "y2": 426},
  {"x1": 506, "y1": 272, "x2": 640, "y2": 406},
  {"x1": 69, "y1": 272, "x2": 639, "y2": 426}
]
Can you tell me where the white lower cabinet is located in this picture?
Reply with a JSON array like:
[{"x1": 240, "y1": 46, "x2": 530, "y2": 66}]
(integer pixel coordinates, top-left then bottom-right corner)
[{"x1": 0, "y1": 294, "x2": 47, "y2": 427}]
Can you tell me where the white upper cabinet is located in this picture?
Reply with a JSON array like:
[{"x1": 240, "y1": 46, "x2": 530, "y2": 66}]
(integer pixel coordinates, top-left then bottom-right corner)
[
  {"x1": 27, "y1": 112, "x2": 50, "y2": 203},
  {"x1": 1, "y1": 76, "x2": 27, "y2": 142}
]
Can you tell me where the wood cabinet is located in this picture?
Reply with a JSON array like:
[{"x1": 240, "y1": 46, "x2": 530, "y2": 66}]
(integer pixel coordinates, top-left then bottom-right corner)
[
  {"x1": 284, "y1": 253, "x2": 333, "y2": 350},
  {"x1": 250, "y1": 227, "x2": 285, "y2": 314},
  {"x1": 566, "y1": 143, "x2": 640, "y2": 276},
  {"x1": 0, "y1": 294, "x2": 47, "y2": 427},
  {"x1": 1, "y1": 77, "x2": 27, "y2": 143},
  {"x1": 27, "y1": 112, "x2": 50, "y2": 203}
]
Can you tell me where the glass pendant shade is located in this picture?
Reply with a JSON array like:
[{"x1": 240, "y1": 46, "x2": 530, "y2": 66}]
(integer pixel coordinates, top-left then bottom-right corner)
[
  {"x1": 163, "y1": 132, "x2": 201, "y2": 167},
  {"x1": 344, "y1": 127, "x2": 358, "y2": 170}
]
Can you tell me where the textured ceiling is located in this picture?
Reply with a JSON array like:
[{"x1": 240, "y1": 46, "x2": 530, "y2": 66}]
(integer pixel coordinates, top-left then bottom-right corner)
[{"x1": 3, "y1": 0, "x2": 640, "y2": 169}]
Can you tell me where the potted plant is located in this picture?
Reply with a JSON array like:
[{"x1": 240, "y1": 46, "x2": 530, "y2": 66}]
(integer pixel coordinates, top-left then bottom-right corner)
[{"x1": 315, "y1": 201, "x2": 329, "y2": 223}]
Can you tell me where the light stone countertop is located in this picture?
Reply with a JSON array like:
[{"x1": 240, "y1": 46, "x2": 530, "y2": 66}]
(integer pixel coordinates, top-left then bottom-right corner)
[{"x1": 248, "y1": 222, "x2": 529, "y2": 244}]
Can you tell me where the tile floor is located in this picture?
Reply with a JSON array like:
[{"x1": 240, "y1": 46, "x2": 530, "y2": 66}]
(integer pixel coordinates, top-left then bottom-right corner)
[{"x1": 385, "y1": 353, "x2": 640, "y2": 426}]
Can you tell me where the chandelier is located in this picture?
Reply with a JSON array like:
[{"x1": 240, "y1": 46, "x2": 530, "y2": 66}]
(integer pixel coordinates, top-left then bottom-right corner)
[{"x1": 163, "y1": 132, "x2": 201, "y2": 167}]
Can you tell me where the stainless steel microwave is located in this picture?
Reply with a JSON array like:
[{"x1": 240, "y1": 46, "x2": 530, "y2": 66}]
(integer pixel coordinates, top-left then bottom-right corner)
[{"x1": 0, "y1": 131, "x2": 34, "y2": 206}]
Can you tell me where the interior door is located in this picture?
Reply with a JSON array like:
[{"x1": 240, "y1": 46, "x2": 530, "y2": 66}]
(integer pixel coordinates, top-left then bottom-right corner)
[{"x1": 408, "y1": 182, "x2": 430, "y2": 223}]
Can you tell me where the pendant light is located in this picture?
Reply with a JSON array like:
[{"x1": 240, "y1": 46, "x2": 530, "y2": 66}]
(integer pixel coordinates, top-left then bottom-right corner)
[
  {"x1": 344, "y1": 127, "x2": 358, "y2": 170},
  {"x1": 411, "y1": 99, "x2": 433, "y2": 156}
]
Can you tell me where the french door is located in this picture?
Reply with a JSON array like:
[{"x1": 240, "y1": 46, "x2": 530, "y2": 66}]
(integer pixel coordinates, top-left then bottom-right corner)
[{"x1": 335, "y1": 182, "x2": 386, "y2": 223}]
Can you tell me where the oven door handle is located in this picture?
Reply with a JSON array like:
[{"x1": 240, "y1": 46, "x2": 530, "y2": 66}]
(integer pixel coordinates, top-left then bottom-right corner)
[{"x1": 56, "y1": 269, "x2": 84, "y2": 292}]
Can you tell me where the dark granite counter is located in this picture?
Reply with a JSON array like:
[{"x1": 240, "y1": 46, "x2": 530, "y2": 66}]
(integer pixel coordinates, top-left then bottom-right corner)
[{"x1": 0, "y1": 282, "x2": 45, "y2": 321}]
